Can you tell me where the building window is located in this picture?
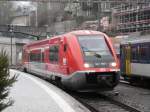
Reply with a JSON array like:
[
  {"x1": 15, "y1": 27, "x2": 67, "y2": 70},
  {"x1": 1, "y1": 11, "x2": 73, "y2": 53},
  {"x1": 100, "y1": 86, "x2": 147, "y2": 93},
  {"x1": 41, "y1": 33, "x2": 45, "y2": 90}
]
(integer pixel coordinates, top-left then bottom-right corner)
[{"x1": 49, "y1": 45, "x2": 59, "y2": 62}]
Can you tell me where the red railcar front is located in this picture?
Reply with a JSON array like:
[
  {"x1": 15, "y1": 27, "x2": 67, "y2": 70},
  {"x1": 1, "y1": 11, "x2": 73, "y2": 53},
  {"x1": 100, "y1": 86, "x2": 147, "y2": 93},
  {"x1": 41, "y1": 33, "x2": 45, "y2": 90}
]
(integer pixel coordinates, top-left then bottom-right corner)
[{"x1": 61, "y1": 31, "x2": 120, "y2": 91}]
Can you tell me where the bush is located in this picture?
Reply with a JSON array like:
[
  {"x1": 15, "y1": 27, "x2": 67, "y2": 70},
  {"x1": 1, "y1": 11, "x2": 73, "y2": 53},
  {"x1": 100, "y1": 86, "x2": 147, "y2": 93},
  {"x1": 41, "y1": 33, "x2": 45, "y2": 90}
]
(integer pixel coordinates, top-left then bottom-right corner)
[{"x1": 0, "y1": 50, "x2": 16, "y2": 111}]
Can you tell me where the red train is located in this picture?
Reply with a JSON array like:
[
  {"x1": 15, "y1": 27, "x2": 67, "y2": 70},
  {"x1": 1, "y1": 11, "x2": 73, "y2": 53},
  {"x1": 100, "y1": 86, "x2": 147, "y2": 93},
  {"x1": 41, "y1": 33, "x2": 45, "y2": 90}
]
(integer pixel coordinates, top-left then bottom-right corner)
[{"x1": 22, "y1": 30, "x2": 120, "y2": 91}]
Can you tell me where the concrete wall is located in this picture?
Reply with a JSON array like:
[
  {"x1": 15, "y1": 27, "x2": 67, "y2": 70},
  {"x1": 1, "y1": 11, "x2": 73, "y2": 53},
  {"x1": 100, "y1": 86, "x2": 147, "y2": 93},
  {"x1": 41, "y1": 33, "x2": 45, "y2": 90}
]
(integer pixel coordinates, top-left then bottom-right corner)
[
  {"x1": 0, "y1": 36, "x2": 35, "y2": 65},
  {"x1": 11, "y1": 16, "x2": 29, "y2": 26}
]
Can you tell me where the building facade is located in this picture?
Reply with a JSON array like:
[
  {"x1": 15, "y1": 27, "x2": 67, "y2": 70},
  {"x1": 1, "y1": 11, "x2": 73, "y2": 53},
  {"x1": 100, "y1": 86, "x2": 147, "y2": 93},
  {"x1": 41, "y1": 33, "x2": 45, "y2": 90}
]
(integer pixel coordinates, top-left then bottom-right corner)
[{"x1": 112, "y1": 3, "x2": 150, "y2": 35}]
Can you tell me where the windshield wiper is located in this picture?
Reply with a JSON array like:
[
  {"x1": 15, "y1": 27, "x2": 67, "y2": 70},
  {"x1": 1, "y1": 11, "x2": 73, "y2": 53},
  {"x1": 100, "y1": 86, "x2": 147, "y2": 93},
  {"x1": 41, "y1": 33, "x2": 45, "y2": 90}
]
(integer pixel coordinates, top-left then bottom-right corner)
[{"x1": 94, "y1": 53, "x2": 101, "y2": 58}]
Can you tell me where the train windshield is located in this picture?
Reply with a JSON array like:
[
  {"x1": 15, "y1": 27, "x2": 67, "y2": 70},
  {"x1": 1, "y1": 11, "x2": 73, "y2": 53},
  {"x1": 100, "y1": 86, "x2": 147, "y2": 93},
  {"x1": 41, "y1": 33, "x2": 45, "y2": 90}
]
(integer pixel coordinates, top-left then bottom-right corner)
[{"x1": 78, "y1": 35, "x2": 114, "y2": 67}]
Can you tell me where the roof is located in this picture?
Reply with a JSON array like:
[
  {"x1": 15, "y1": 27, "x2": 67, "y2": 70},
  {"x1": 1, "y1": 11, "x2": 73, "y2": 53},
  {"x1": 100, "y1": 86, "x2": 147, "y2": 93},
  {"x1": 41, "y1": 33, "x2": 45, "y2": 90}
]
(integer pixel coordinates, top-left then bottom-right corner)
[
  {"x1": 24, "y1": 30, "x2": 107, "y2": 48},
  {"x1": 69, "y1": 30, "x2": 105, "y2": 35},
  {"x1": 121, "y1": 37, "x2": 150, "y2": 44}
]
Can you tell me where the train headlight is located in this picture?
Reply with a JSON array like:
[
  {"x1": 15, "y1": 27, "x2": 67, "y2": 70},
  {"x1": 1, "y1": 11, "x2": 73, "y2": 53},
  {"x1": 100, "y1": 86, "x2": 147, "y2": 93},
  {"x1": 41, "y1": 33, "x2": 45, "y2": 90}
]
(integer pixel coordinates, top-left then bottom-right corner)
[
  {"x1": 110, "y1": 62, "x2": 117, "y2": 67},
  {"x1": 84, "y1": 63, "x2": 90, "y2": 68},
  {"x1": 84, "y1": 63, "x2": 94, "y2": 68}
]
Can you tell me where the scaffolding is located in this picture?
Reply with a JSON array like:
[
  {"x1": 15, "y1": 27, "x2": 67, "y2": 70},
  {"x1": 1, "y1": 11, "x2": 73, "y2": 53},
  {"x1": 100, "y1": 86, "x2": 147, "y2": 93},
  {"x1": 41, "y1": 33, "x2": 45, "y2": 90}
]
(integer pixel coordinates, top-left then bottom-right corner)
[{"x1": 112, "y1": 2, "x2": 150, "y2": 35}]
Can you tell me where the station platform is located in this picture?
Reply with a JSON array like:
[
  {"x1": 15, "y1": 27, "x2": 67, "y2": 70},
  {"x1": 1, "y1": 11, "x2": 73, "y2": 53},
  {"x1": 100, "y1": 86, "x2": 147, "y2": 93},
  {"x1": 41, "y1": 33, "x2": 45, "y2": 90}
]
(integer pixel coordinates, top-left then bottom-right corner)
[{"x1": 3, "y1": 69, "x2": 90, "y2": 112}]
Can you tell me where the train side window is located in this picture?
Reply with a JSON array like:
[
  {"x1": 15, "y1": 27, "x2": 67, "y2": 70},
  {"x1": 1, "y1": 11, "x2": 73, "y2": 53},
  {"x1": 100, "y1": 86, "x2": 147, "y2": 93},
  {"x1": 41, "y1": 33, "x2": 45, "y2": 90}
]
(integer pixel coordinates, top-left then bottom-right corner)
[
  {"x1": 37, "y1": 53, "x2": 41, "y2": 62},
  {"x1": 49, "y1": 45, "x2": 59, "y2": 62},
  {"x1": 30, "y1": 53, "x2": 37, "y2": 62},
  {"x1": 29, "y1": 51, "x2": 42, "y2": 62},
  {"x1": 139, "y1": 44, "x2": 149, "y2": 62},
  {"x1": 30, "y1": 53, "x2": 34, "y2": 62},
  {"x1": 131, "y1": 46, "x2": 138, "y2": 62}
]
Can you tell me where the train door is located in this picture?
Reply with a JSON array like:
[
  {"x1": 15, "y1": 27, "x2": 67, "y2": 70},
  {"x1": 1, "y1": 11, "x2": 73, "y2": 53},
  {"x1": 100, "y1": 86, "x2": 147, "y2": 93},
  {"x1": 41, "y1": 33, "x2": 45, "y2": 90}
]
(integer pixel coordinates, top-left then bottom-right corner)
[
  {"x1": 60, "y1": 40, "x2": 69, "y2": 74},
  {"x1": 48, "y1": 44, "x2": 60, "y2": 73},
  {"x1": 120, "y1": 45, "x2": 125, "y2": 74},
  {"x1": 121, "y1": 44, "x2": 131, "y2": 76},
  {"x1": 44, "y1": 46, "x2": 50, "y2": 77},
  {"x1": 27, "y1": 51, "x2": 30, "y2": 71},
  {"x1": 40, "y1": 48, "x2": 45, "y2": 75},
  {"x1": 60, "y1": 43, "x2": 69, "y2": 75},
  {"x1": 23, "y1": 49, "x2": 29, "y2": 72},
  {"x1": 29, "y1": 49, "x2": 42, "y2": 74}
]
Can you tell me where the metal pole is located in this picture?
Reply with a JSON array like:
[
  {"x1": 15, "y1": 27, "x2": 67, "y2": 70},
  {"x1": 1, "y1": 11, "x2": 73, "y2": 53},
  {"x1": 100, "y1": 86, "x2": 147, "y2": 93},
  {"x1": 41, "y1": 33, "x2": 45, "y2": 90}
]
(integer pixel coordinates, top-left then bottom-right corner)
[
  {"x1": 36, "y1": 3, "x2": 38, "y2": 27},
  {"x1": 9, "y1": 25, "x2": 13, "y2": 66},
  {"x1": 10, "y1": 32, "x2": 12, "y2": 66}
]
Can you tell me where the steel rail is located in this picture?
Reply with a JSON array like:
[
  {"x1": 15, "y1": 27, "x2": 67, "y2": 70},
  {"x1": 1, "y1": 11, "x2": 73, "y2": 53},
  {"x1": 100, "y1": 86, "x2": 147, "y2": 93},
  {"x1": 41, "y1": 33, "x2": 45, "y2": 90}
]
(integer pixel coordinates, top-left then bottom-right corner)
[
  {"x1": 68, "y1": 91, "x2": 141, "y2": 112},
  {"x1": 120, "y1": 80, "x2": 150, "y2": 91},
  {"x1": 99, "y1": 93, "x2": 142, "y2": 112}
]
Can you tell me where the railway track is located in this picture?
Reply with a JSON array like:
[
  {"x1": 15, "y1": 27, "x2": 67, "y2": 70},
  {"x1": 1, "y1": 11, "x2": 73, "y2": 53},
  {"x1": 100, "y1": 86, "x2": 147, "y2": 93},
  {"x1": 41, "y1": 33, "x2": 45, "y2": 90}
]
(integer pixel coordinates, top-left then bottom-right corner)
[
  {"x1": 68, "y1": 92, "x2": 142, "y2": 112},
  {"x1": 120, "y1": 79, "x2": 150, "y2": 90},
  {"x1": 99, "y1": 93, "x2": 141, "y2": 112}
]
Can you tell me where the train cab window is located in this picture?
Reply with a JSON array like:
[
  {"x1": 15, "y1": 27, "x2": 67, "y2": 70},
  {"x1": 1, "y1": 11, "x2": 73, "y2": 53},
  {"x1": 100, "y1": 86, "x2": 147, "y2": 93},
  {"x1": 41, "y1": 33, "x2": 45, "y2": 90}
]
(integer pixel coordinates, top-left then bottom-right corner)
[
  {"x1": 78, "y1": 35, "x2": 112, "y2": 56},
  {"x1": 78, "y1": 35, "x2": 114, "y2": 65},
  {"x1": 49, "y1": 45, "x2": 59, "y2": 62}
]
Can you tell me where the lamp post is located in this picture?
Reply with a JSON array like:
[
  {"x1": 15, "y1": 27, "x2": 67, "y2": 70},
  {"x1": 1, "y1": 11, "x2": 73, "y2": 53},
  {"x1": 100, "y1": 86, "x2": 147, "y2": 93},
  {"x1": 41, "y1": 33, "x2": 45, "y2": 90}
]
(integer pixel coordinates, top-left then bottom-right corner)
[{"x1": 8, "y1": 25, "x2": 14, "y2": 66}]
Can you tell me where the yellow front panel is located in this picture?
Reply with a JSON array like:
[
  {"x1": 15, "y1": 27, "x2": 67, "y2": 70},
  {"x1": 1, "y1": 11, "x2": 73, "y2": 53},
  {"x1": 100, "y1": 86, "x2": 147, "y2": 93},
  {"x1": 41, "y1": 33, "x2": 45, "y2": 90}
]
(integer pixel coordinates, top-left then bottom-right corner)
[{"x1": 125, "y1": 46, "x2": 131, "y2": 75}]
